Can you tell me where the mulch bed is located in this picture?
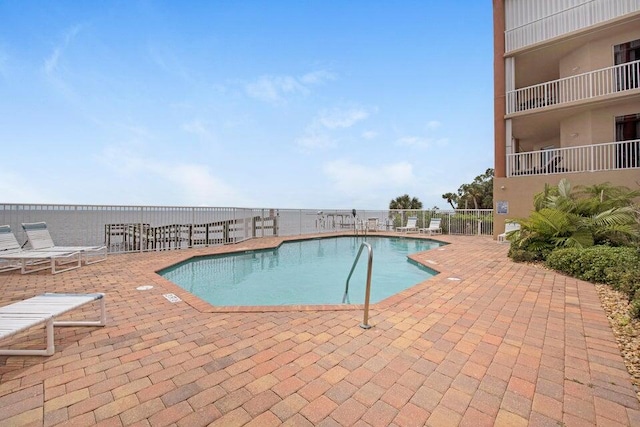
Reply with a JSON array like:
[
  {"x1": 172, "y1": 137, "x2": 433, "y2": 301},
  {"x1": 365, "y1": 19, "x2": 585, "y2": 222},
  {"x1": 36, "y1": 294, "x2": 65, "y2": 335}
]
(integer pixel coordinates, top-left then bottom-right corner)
[{"x1": 595, "y1": 283, "x2": 640, "y2": 401}]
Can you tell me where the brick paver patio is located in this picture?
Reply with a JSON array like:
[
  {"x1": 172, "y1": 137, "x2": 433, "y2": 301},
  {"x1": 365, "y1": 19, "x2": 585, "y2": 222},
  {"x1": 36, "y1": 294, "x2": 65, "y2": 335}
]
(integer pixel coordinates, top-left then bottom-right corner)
[{"x1": 1, "y1": 234, "x2": 638, "y2": 426}]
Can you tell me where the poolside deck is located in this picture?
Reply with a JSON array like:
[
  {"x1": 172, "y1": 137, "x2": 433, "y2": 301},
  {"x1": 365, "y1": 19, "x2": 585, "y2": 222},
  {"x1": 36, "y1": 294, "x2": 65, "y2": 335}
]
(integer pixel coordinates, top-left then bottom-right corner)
[{"x1": 0, "y1": 234, "x2": 638, "y2": 426}]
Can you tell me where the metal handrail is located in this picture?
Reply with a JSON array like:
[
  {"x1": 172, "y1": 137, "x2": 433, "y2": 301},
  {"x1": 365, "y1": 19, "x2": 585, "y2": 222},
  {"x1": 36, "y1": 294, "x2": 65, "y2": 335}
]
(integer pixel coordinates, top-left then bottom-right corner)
[{"x1": 342, "y1": 241, "x2": 374, "y2": 329}]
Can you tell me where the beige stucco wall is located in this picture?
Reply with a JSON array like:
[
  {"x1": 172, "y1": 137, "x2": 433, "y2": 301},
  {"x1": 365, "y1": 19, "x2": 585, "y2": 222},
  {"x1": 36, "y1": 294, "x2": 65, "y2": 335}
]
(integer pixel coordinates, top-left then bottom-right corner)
[
  {"x1": 529, "y1": 136, "x2": 560, "y2": 151},
  {"x1": 559, "y1": 28, "x2": 640, "y2": 77},
  {"x1": 493, "y1": 169, "x2": 640, "y2": 238},
  {"x1": 495, "y1": 12, "x2": 640, "y2": 237},
  {"x1": 590, "y1": 28, "x2": 640, "y2": 69},
  {"x1": 557, "y1": 99, "x2": 639, "y2": 148},
  {"x1": 560, "y1": 111, "x2": 592, "y2": 147},
  {"x1": 559, "y1": 43, "x2": 592, "y2": 78},
  {"x1": 590, "y1": 100, "x2": 640, "y2": 142}
]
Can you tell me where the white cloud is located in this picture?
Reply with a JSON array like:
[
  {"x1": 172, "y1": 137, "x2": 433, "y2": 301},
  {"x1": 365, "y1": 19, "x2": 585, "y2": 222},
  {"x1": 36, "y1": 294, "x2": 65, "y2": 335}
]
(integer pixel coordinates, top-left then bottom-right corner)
[
  {"x1": 244, "y1": 69, "x2": 336, "y2": 104},
  {"x1": 0, "y1": 170, "x2": 49, "y2": 203},
  {"x1": 361, "y1": 130, "x2": 378, "y2": 140},
  {"x1": 100, "y1": 143, "x2": 246, "y2": 206},
  {"x1": 395, "y1": 136, "x2": 431, "y2": 149},
  {"x1": 148, "y1": 44, "x2": 192, "y2": 83},
  {"x1": 44, "y1": 48, "x2": 62, "y2": 76},
  {"x1": 295, "y1": 132, "x2": 335, "y2": 150},
  {"x1": 323, "y1": 159, "x2": 415, "y2": 196},
  {"x1": 295, "y1": 106, "x2": 374, "y2": 150},
  {"x1": 43, "y1": 24, "x2": 83, "y2": 76},
  {"x1": 245, "y1": 75, "x2": 307, "y2": 103},
  {"x1": 426, "y1": 120, "x2": 441, "y2": 130},
  {"x1": 395, "y1": 136, "x2": 449, "y2": 149},
  {"x1": 317, "y1": 107, "x2": 369, "y2": 129},
  {"x1": 164, "y1": 164, "x2": 239, "y2": 206},
  {"x1": 124, "y1": 125, "x2": 154, "y2": 140},
  {"x1": 299, "y1": 70, "x2": 336, "y2": 85},
  {"x1": 182, "y1": 119, "x2": 213, "y2": 140}
]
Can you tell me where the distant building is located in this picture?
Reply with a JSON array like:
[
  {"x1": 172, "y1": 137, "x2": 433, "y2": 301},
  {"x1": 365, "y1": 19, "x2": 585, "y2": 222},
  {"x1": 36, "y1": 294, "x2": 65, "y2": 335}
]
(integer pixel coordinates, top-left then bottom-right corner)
[{"x1": 493, "y1": 0, "x2": 640, "y2": 237}]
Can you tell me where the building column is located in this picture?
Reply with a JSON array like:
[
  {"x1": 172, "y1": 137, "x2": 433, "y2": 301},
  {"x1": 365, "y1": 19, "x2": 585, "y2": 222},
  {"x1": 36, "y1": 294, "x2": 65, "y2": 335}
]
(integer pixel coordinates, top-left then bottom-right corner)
[{"x1": 493, "y1": 0, "x2": 506, "y2": 178}]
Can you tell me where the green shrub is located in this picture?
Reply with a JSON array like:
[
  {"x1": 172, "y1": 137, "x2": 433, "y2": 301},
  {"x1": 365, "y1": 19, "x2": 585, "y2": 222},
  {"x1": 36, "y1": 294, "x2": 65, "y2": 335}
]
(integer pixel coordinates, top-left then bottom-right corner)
[
  {"x1": 508, "y1": 240, "x2": 553, "y2": 262},
  {"x1": 544, "y1": 248, "x2": 579, "y2": 275},
  {"x1": 508, "y1": 247, "x2": 544, "y2": 263},
  {"x1": 630, "y1": 295, "x2": 640, "y2": 319},
  {"x1": 547, "y1": 246, "x2": 639, "y2": 285}
]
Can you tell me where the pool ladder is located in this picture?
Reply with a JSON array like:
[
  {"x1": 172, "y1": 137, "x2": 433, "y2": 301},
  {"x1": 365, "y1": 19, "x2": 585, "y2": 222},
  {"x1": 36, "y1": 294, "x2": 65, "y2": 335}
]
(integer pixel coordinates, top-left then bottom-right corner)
[
  {"x1": 342, "y1": 241, "x2": 373, "y2": 329},
  {"x1": 353, "y1": 217, "x2": 369, "y2": 236}
]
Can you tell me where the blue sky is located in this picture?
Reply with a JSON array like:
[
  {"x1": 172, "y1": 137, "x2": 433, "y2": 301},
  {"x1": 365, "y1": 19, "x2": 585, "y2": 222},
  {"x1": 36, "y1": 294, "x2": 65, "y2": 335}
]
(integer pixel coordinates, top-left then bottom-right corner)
[{"x1": 0, "y1": 1, "x2": 494, "y2": 209}]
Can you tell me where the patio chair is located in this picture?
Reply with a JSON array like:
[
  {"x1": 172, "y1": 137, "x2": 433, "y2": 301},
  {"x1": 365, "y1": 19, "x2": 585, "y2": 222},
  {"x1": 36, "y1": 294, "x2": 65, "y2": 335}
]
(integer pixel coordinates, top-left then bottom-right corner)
[
  {"x1": 419, "y1": 218, "x2": 442, "y2": 235},
  {"x1": 366, "y1": 218, "x2": 379, "y2": 232},
  {"x1": 536, "y1": 155, "x2": 564, "y2": 174},
  {"x1": 498, "y1": 222, "x2": 521, "y2": 243},
  {"x1": 22, "y1": 222, "x2": 107, "y2": 264},
  {"x1": 0, "y1": 293, "x2": 106, "y2": 356},
  {"x1": 0, "y1": 225, "x2": 81, "y2": 274},
  {"x1": 396, "y1": 216, "x2": 418, "y2": 233},
  {"x1": 517, "y1": 155, "x2": 564, "y2": 175}
]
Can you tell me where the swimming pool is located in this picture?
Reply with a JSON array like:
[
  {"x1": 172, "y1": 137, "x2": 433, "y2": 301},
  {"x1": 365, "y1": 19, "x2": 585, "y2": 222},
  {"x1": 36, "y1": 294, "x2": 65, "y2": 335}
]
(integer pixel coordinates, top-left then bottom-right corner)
[{"x1": 159, "y1": 236, "x2": 442, "y2": 306}]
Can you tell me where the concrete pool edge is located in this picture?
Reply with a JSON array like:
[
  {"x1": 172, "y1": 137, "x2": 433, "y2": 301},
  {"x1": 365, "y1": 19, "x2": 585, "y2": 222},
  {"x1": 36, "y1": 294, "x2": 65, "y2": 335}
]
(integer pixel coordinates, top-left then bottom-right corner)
[{"x1": 152, "y1": 231, "x2": 449, "y2": 313}]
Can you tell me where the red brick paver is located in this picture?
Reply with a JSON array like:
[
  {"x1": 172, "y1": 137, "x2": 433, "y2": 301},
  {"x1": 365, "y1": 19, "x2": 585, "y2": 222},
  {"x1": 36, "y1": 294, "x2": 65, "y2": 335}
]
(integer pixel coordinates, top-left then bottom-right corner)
[{"x1": 1, "y1": 233, "x2": 639, "y2": 426}]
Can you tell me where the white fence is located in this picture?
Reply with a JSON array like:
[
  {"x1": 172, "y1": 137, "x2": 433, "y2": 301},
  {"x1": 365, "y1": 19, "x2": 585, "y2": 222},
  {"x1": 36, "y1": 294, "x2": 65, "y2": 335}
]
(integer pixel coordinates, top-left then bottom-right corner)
[
  {"x1": 507, "y1": 60, "x2": 640, "y2": 114},
  {"x1": 0, "y1": 205, "x2": 495, "y2": 254},
  {"x1": 507, "y1": 139, "x2": 640, "y2": 177},
  {"x1": 505, "y1": 0, "x2": 640, "y2": 52}
]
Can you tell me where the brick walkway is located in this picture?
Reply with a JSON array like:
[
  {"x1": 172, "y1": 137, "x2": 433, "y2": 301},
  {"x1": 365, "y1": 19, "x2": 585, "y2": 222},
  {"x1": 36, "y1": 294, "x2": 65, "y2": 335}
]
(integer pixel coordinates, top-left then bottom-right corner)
[{"x1": 0, "y1": 234, "x2": 638, "y2": 426}]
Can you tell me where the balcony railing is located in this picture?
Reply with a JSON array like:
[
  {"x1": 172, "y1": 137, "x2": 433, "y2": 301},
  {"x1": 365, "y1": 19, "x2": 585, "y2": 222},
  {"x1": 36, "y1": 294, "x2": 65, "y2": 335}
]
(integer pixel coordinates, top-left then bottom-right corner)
[
  {"x1": 506, "y1": 139, "x2": 640, "y2": 177},
  {"x1": 506, "y1": 60, "x2": 640, "y2": 114},
  {"x1": 505, "y1": 0, "x2": 640, "y2": 53}
]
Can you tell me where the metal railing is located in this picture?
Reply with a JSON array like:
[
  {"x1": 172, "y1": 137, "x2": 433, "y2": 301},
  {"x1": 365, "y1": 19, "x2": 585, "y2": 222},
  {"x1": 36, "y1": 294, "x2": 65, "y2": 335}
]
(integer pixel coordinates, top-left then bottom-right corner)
[
  {"x1": 507, "y1": 60, "x2": 640, "y2": 114},
  {"x1": 505, "y1": 0, "x2": 640, "y2": 52},
  {"x1": 342, "y1": 241, "x2": 373, "y2": 329},
  {"x1": 506, "y1": 139, "x2": 640, "y2": 177},
  {"x1": 0, "y1": 205, "x2": 495, "y2": 254}
]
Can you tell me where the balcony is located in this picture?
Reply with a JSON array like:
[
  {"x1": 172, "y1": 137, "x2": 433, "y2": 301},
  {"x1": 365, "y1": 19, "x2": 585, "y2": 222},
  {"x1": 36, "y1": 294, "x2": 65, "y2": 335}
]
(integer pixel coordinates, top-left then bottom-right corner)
[
  {"x1": 506, "y1": 60, "x2": 640, "y2": 115},
  {"x1": 505, "y1": 0, "x2": 640, "y2": 53},
  {"x1": 506, "y1": 139, "x2": 640, "y2": 177}
]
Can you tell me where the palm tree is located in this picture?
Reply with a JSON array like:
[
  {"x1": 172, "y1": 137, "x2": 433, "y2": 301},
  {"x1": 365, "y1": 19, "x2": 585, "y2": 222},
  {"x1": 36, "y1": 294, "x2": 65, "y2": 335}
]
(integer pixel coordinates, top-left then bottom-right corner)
[
  {"x1": 575, "y1": 182, "x2": 640, "y2": 215},
  {"x1": 510, "y1": 179, "x2": 639, "y2": 256},
  {"x1": 441, "y1": 192, "x2": 458, "y2": 209},
  {"x1": 389, "y1": 194, "x2": 422, "y2": 210},
  {"x1": 389, "y1": 195, "x2": 423, "y2": 229},
  {"x1": 454, "y1": 168, "x2": 494, "y2": 210}
]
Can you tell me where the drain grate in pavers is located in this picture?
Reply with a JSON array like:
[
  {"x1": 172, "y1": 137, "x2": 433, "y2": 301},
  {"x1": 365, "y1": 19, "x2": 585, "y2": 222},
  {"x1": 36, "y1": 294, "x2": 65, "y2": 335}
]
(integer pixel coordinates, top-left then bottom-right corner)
[{"x1": 163, "y1": 293, "x2": 182, "y2": 303}]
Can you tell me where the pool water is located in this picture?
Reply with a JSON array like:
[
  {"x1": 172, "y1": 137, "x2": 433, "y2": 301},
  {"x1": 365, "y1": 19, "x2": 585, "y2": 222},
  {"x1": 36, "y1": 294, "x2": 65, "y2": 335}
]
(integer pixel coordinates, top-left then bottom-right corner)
[{"x1": 159, "y1": 236, "x2": 442, "y2": 306}]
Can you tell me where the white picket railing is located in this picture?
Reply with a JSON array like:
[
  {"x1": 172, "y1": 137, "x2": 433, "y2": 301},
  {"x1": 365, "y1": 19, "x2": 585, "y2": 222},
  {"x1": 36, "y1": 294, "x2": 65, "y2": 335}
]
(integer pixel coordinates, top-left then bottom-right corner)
[
  {"x1": 506, "y1": 60, "x2": 640, "y2": 114},
  {"x1": 505, "y1": 0, "x2": 640, "y2": 53},
  {"x1": 0, "y1": 205, "x2": 495, "y2": 254},
  {"x1": 507, "y1": 139, "x2": 640, "y2": 177}
]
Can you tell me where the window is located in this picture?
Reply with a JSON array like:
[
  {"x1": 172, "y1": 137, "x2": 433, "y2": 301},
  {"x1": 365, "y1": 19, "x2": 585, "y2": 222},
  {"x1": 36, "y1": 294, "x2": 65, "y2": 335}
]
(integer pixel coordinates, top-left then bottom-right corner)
[
  {"x1": 614, "y1": 39, "x2": 640, "y2": 91},
  {"x1": 615, "y1": 114, "x2": 640, "y2": 168}
]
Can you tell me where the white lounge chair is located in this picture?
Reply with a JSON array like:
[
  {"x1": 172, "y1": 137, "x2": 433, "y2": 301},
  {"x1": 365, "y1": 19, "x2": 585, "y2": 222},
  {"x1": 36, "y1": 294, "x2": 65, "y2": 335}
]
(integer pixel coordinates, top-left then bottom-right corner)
[
  {"x1": 397, "y1": 216, "x2": 418, "y2": 233},
  {"x1": 420, "y1": 218, "x2": 442, "y2": 235},
  {"x1": 22, "y1": 222, "x2": 107, "y2": 264},
  {"x1": 498, "y1": 222, "x2": 521, "y2": 243},
  {"x1": 366, "y1": 218, "x2": 379, "y2": 232},
  {"x1": 0, "y1": 293, "x2": 106, "y2": 356},
  {"x1": 0, "y1": 225, "x2": 81, "y2": 274}
]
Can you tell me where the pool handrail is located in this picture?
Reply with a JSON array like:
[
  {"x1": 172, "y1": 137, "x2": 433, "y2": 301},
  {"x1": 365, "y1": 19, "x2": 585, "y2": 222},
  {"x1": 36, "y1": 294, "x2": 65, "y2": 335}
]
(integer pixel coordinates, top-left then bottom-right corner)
[{"x1": 342, "y1": 241, "x2": 373, "y2": 329}]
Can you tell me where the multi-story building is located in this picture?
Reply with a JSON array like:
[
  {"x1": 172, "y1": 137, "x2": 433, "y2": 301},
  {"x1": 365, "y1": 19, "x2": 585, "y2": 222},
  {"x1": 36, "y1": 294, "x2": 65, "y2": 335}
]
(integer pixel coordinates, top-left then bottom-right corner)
[{"x1": 493, "y1": 0, "x2": 640, "y2": 237}]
